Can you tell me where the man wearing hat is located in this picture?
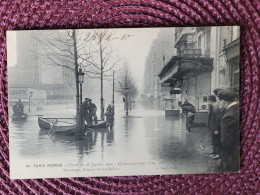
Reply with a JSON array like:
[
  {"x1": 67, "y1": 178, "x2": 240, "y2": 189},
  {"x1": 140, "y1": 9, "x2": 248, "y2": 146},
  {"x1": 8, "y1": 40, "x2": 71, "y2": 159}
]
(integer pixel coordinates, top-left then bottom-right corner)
[
  {"x1": 81, "y1": 98, "x2": 90, "y2": 125},
  {"x1": 218, "y1": 89, "x2": 240, "y2": 172},
  {"x1": 207, "y1": 95, "x2": 222, "y2": 159}
]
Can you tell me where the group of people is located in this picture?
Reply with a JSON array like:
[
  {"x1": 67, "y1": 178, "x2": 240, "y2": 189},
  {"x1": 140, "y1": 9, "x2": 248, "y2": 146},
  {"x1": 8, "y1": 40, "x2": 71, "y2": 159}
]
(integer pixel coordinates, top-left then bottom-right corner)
[
  {"x1": 12, "y1": 99, "x2": 25, "y2": 116},
  {"x1": 179, "y1": 88, "x2": 239, "y2": 171},
  {"x1": 81, "y1": 98, "x2": 98, "y2": 126},
  {"x1": 81, "y1": 98, "x2": 115, "y2": 128},
  {"x1": 207, "y1": 88, "x2": 239, "y2": 171}
]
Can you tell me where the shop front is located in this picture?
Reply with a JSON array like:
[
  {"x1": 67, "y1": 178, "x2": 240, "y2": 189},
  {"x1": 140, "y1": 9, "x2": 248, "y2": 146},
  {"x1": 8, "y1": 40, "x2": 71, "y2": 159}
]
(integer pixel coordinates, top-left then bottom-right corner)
[{"x1": 158, "y1": 55, "x2": 213, "y2": 122}]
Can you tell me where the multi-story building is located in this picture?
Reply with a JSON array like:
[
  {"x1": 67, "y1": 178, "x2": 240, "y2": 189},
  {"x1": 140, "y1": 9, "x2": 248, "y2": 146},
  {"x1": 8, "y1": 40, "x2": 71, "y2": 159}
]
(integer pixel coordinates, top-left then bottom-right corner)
[
  {"x1": 142, "y1": 28, "x2": 176, "y2": 109},
  {"x1": 158, "y1": 26, "x2": 240, "y2": 123}
]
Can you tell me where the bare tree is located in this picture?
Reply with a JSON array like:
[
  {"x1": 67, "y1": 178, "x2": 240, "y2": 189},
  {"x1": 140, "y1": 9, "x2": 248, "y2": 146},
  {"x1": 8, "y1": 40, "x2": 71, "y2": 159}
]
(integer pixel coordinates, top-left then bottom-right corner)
[
  {"x1": 116, "y1": 62, "x2": 138, "y2": 101},
  {"x1": 84, "y1": 29, "x2": 118, "y2": 120},
  {"x1": 32, "y1": 29, "x2": 94, "y2": 134}
]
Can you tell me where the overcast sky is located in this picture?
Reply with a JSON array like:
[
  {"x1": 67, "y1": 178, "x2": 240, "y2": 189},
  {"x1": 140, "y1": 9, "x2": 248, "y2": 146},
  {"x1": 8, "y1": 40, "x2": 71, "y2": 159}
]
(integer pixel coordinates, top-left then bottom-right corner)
[{"x1": 109, "y1": 28, "x2": 159, "y2": 89}]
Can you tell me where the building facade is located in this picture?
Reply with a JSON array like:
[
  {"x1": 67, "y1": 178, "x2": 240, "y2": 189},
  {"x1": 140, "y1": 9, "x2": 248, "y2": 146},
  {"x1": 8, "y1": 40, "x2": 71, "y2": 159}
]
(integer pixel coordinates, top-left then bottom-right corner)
[
  {"x1": 156, "y1": 26, "x2": 239, "y2": 123},
  {"x1": 142, "y1": 28, "x2": 176, "y2": 109}
]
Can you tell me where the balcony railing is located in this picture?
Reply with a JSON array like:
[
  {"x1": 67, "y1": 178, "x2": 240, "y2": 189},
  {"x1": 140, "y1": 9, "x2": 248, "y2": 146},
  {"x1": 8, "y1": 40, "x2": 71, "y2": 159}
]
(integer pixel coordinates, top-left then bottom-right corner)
[{"x1": 178, "y1": 49, "x2": 202, "y2": 57}]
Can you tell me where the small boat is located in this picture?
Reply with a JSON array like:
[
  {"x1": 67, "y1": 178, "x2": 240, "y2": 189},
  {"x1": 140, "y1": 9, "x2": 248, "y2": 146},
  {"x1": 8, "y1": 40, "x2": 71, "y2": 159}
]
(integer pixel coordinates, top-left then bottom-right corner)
[
  {"x1": 38, "y1": 117, "x2": 76, "y2": 135},
  {"x1": 84, "y1": 120, "x2": 107, "y2": 130},
  {"x1": 11, "y1": 114, "x2": 28, "y2": 121}
]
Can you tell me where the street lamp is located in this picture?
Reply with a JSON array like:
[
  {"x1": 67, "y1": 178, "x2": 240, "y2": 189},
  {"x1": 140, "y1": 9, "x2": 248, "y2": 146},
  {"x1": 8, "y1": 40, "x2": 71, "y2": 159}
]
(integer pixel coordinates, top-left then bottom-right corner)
[
  {"x1": 78, "y1": 68, "x2": 85, "y2": 105},
  {"x1": 76, "y1": 68, "x2": 85, "y2": 140},
  {"x1": 125, "y1": 86, "x2": 129, "y2": 117},
  {"x1": 29, "y1": 91, "x2": 33, "y2": 113}
]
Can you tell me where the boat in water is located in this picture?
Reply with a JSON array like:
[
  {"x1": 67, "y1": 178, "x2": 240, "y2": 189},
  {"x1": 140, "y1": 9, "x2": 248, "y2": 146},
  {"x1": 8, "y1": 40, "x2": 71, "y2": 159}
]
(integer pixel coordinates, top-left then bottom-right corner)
[
  {"x1": 38, "y1": 117, "x2": 107, "y2": 135},
  {"x1": 11, "y1": 114, "x2": 28, "y2": 121},
  {"x1": 84, "y1": 120, "x2": 107, "y2": 130},
  {"x1": 38, "y1": 117, "x2": 76, "y2": 135}
]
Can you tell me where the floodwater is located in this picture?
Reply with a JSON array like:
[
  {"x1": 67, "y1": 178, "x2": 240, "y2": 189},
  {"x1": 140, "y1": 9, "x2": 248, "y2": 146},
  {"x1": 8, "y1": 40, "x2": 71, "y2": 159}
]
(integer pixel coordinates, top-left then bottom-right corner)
[{"x1": 9, "y1": 103, "x2": 221, "y2": 178}]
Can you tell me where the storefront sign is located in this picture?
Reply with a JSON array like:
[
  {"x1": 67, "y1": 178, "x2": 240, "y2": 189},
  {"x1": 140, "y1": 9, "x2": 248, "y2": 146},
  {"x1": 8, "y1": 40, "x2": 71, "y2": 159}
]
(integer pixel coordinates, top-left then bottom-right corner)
[{"x1": 9, "y1": 88, "x2": 28, "y2": 99}]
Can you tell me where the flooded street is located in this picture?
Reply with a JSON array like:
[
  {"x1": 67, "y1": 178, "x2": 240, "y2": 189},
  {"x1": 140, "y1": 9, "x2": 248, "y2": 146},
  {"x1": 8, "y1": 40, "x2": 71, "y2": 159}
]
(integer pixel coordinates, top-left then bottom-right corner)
[{"x1": 9, "y1": 103, "x2": 221, "y2": 178}]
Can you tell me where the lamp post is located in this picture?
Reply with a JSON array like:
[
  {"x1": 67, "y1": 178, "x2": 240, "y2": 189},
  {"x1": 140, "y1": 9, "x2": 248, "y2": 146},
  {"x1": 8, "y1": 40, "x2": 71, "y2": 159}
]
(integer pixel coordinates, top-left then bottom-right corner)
[
  {"x1": 78, "y1": 68, "x2": 85, "y2": 106},
  {"x1": 76, "y1": 68, "x2": 85, "y2": 140},
  {"x1": 125, "y1": 86, "x2": 129, "y2": 117},
  {"x1": 29, "y1": 91, "x2": 33, "y2": 113}
]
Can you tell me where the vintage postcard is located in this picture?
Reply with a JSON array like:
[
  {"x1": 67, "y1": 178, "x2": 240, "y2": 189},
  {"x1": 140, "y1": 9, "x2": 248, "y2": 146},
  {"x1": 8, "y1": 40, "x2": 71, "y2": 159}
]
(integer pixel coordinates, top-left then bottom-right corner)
[{"x1": 7, "y1": 26, "x2": 240, "y2": 179}]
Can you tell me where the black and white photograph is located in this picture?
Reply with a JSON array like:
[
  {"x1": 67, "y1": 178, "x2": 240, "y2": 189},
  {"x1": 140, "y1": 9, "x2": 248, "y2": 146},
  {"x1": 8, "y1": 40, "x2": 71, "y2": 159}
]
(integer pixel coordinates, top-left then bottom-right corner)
[{"x1": 7, "y1": 26, "x2": 240, "y2": 179}]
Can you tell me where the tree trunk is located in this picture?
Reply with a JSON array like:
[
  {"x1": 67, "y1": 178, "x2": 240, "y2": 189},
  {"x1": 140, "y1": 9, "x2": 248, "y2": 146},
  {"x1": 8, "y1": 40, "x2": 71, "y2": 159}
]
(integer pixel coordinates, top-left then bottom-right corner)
[
  {"x1": 72, "y1": 30, "x2": 82, "y2": 136},
  {"x1": 99, "y1": 37, "x2": 104, "y2": 121}
]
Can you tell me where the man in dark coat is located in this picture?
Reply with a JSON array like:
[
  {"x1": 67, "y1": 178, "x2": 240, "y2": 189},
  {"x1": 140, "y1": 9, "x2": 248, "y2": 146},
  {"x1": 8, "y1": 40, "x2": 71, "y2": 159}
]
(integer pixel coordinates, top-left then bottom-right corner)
[
  {"x1": 207, "y1": 95, "x2": 222, "y2": 159},
  {"x1": 81, "y1": 98, "x2": 90, "y2": 125},
  {"x1": 218, "y1": 89, "x2": 240, "y2": 172},
  {"x1": 179, "y1": 99, "x2": 195, "y2": 132},
  {"x1": 89, "y1": 99, "x2": 97, "y2": 125},
  {"x1": 105, "y1": 104, "x2": 114, "y2": 129}
]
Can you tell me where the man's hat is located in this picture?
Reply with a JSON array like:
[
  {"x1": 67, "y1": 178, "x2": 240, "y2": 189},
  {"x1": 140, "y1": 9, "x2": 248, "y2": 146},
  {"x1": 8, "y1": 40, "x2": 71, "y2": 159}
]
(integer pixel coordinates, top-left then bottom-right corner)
[
  {"x1": 85, "y1": 98, "x2": 89, "y2": 100},
  {"x1": 213, "y1": 86, "x2": 233, "y2": 96},
  {"x1": 218, "y1": 89, "x2": 236, "y2": 102}
]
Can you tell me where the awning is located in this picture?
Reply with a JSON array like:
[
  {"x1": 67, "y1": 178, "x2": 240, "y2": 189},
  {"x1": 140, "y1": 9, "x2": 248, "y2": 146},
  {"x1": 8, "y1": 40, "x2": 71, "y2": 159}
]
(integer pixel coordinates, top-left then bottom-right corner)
[{"x1": 158, "y1": 56, "x2": 213, "y2": 84}]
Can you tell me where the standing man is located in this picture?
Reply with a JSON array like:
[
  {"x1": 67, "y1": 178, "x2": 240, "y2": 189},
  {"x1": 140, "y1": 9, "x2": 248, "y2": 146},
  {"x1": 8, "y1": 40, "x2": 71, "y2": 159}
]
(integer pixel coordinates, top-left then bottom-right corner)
[
  {"x1": 179, "y1": 99, "x2": 195, "y2": 132},
  {"x1": 81, "y1": 98, "x2": 90, "y2": 125},
  {"x1": 218, "y1": 89, "x2": 240, "y2": 172},
  {"x1": 207, "y1": 95, "x2": 221, "y2": 159},
  {"x1": 105, "y1": 104, "x2": 114, "y2": 129},
  {"x1": 89, "y1": 99, "x2": 98, "y2": 125}
]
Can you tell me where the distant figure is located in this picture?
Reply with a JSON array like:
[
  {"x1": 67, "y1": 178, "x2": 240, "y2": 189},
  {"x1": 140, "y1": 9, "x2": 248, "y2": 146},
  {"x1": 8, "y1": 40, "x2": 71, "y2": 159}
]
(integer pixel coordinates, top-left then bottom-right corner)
[
  {"x1": 218, "y1": 89, "x2": 240, "y2": 172},
  {"x1": 81, "y1": 98, "x2": 90, "y2": 125},
  {"x1": 105, "y1": 104, "x2": 114, "y2": 129},
  {"x1": 179, "y1": 99, "x2": 196, "y2": 132},
  {"x1": 13, "y1": 99, "x2": 25, "y2": 117},
  {"x1": 12, "y1": 101, "x2": 19, "y2": 116},
  {"x1": 207, "y1": 95, "x2": 222, "y2": 159},
  {"x1": 89, "y1": 99, "x2": 97, "y2": 125}
]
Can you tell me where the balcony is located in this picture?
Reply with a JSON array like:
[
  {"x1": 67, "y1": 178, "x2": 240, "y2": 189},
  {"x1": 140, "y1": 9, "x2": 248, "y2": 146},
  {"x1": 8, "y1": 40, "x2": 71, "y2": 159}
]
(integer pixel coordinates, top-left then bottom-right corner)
[
  {"x1": 175, "y1": 27, "x2": 196, "y2": 47},
  {"x1": 178, "y1": 49, "x2": 202, "y2": 57}
]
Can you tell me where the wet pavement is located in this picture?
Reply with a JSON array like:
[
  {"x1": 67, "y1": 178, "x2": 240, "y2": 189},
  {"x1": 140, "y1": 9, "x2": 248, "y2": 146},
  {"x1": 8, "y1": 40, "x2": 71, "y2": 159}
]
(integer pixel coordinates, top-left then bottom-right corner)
[{"x1": 9, "y1": 103, "x2": 222, "y2": 178}]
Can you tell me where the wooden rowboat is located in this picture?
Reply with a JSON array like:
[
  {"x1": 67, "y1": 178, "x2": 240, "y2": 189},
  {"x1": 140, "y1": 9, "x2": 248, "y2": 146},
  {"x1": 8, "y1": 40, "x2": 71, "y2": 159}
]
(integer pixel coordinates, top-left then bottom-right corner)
[
  {"x1": 38, "y1": 117, "x2": 76, "y2": 135},
  {"x1": 11, "y1": 114, "x2": 28, "y2": 121},
  {"x1": 38, "y1": 117, "x2": 107, "y2": 135},
  {"x1": 84, "y1": 120, "x2": 107, "y2": 130}
]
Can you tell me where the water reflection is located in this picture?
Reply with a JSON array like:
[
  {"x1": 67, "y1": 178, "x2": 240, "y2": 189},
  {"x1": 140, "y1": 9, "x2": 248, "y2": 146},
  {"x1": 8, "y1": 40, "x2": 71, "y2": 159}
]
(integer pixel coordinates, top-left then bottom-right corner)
[{"x1": 10, "y1": 104, "x2": 219, "y2": 174}]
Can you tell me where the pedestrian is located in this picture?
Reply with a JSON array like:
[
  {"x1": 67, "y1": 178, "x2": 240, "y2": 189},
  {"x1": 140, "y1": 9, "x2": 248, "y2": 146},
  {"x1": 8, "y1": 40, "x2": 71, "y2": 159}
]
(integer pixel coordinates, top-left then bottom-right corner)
[
  {"x1": 179, "y1": 99, "x2": 195, "y2": 132},
  {"x1": 17, "y1": 99, "x2": 24, "y2": 116},
  {"x1": 89, "y1": 99, "x2": 98, "y2": 125},
  {"x1": 207, "y1": 95, "x2": 221, "y2": 159},
  {"x1": 218, "y1": 89, "x2": 240, "y2": 172},
  {"x1": 105, "y1": 104, "x2": 114, "y2": 129},
  {"x1": 81, "y1": 98, "x2": 90, "y2": 125}
]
